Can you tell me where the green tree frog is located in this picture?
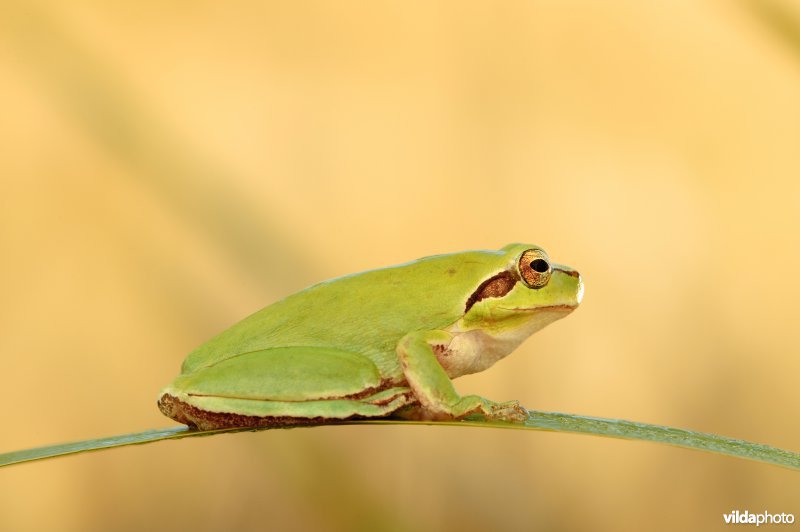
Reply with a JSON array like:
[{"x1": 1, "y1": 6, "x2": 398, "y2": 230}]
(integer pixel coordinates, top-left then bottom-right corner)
[{"x1": 158, "y1": 244, "x2": 583, "y2": 430}]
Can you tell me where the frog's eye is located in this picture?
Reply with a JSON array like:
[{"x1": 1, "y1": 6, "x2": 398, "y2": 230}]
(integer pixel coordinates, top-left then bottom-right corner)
[{"x1": 519, "y1": 249, "x2": 551, "y2": 288}]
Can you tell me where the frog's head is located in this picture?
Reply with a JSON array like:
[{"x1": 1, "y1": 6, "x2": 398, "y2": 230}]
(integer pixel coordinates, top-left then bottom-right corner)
[{"x1": 458, "y1": 243, "x2": 583, "y2": 339}]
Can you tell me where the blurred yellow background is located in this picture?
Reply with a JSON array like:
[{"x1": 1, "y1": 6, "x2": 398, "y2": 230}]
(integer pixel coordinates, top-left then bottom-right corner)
[{"x1": 1, "y1": 1, "x2": 799, "y2": 530}]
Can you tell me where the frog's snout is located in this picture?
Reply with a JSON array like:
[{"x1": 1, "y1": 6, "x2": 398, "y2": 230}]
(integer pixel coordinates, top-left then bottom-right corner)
[{"x1": 552, "y1": 264, "x2": 583, "y2": 307}]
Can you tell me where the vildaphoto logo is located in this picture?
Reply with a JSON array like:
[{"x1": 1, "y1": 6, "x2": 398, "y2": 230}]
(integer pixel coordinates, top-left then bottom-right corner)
[{"x1": 723, "y1": 510, "x2": 795, "y2": 526}]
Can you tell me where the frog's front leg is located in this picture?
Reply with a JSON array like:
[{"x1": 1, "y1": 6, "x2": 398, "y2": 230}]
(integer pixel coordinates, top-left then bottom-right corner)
[{"x1": 396, "y1": 330, "x2": 527, "y2": 422}]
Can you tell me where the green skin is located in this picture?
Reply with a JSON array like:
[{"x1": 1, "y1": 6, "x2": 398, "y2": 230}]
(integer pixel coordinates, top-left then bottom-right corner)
[{"x1": 158, "y1": 243, "x2": 583, "y2": 430}]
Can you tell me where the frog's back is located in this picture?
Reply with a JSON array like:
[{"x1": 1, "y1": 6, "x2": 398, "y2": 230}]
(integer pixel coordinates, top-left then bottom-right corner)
[{"x1": 181, "y1": 249, "x2": 509, "y2": 378}]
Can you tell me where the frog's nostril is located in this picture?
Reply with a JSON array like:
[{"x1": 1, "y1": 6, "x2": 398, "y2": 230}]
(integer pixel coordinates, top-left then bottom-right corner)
[{"x1": 530, "y1": 259, "x2": 549, "y2": 273}]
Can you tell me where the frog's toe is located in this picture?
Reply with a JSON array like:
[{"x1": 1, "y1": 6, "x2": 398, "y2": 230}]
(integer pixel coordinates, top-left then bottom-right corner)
[{"x1": 489, "y1": 400, "x2": 528, "y2": 422}]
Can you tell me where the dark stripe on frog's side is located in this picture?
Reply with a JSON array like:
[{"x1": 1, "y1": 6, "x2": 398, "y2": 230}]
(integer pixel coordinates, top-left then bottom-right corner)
[
  {"x1": 464, "y1": 270, "x2": 518, "y2": 313},
  {"x1": 158, "y1": 393, "x2": 328, "y2": 429}
]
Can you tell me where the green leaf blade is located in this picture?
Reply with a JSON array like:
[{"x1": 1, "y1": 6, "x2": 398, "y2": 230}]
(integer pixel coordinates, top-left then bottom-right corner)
[
  {"x1": 519, "y1": 411, "x2": 800, "y2": 470},
  {"x1": 1, "y1": 411, "x2": 797, "y2": 471}
]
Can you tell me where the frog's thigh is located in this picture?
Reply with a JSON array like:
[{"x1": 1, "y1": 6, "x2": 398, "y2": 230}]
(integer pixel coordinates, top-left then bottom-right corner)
[{"x1": 172, "y1": 346, "x2": 383, "y2": 401}]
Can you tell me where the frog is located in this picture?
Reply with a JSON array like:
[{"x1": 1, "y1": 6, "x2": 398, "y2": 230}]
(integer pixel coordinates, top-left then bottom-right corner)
[{"x1": 157, "y1": 243, "x2": 583, "y2": 430}]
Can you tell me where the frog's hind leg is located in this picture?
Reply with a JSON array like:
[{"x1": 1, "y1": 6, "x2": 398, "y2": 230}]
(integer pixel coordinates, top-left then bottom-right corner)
[
  {"x1": 158, "y1": 388, "x2": 414, "y2": 430},
  {"x1": 157, "y1": 346, "x2": 414, "y2": 430}
]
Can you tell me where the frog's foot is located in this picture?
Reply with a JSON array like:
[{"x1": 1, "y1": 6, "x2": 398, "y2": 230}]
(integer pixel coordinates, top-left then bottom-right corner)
[
  {"x1": 443, "y1": 395, "x2": 527, "y2": 422},
  {"x1": 484, "y1": 399, "x2": 528, "y2": 422},
  {"x1": 394, "y1": 397, "x2": 528, "y2": 423}
]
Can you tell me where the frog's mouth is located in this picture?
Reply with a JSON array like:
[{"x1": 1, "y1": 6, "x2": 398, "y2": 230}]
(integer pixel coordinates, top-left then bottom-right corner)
[{"x1": 498, "y1": 303, "x2": 578, "y2": 313}]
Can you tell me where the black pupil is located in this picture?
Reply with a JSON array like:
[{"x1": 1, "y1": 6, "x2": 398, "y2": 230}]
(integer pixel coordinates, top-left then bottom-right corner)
[{"x1": 530, "y1": 259, "x2": 549, "y2": 273}]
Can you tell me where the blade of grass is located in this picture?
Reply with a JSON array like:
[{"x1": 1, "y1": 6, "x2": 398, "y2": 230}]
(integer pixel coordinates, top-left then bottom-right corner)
[{"x1": 2, "y1": 410, "x2": 797, "y2": 470}]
